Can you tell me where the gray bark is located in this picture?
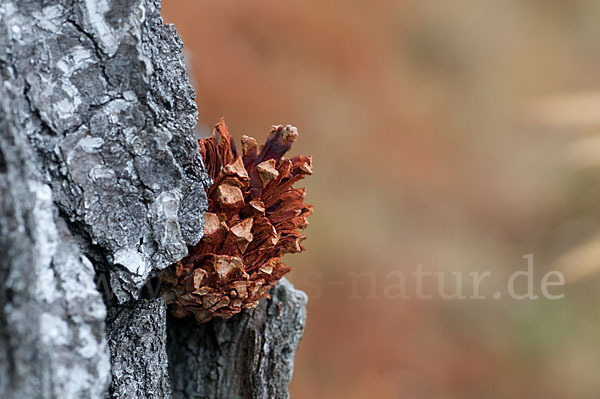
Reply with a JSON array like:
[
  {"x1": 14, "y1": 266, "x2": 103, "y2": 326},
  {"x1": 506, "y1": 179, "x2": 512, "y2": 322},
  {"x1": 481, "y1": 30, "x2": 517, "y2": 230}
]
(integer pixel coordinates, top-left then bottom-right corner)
[
  {"x1": 168, "y1": 278, "x2": 308, "y2": 399},
  {"x1": 105, "y1": 299, "x2": 171, "y2": 398},
  {"x1": 0, "y1": 80, "x2": 111, "y2": 398},
  {"x1": 0, "y1": 0, "x2": 210, "y2": 304},
  {"x1": 0, "y1": 0, "x2": 307, "y2": 398}
]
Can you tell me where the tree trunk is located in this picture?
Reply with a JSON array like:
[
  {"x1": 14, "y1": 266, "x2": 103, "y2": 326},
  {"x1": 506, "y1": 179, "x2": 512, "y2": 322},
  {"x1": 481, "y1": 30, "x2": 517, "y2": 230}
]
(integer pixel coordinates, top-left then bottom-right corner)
[{"x1": 0, "y1": 1, "x2": 307, "y2": 398}]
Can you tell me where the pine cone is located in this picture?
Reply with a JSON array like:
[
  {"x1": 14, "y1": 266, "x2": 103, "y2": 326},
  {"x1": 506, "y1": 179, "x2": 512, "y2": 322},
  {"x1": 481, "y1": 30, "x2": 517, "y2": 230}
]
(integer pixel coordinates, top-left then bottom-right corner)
[{"x1": 160, "y1": 118, "x2": 313, "y2": 323}]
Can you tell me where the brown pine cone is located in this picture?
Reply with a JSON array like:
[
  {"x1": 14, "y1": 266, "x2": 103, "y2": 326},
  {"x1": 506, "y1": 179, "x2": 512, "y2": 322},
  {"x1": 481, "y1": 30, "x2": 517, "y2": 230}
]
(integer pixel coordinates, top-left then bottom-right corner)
[{"x1": 160, "y1": 118, "x2": 313, "y2": 323}]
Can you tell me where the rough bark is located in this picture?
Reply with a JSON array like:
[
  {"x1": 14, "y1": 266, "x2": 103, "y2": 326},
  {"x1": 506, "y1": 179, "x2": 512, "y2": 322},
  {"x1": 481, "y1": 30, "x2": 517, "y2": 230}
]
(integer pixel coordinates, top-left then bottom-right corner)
[
  {"x1": 0, "y1": 0, "x2": 210, "y2": 304},
  {"x1": 0, "y1": 0, "x2": 307, "y2": 398},
  {"x1": 0, "y1": 81, "x2": 111, "y2": 398},
  {"x1": 167, "y1": 278, "x2": 308, "y2": 399},
  {"x1": 105, "y1": 299, "x2": 171, "y2": 398}
]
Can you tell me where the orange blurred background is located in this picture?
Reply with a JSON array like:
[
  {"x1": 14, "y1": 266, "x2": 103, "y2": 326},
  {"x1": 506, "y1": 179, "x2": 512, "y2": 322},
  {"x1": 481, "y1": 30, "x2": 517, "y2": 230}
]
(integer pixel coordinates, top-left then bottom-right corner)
[{"x1": 163, "y1": 1, "x2": 600, "y2": 397}]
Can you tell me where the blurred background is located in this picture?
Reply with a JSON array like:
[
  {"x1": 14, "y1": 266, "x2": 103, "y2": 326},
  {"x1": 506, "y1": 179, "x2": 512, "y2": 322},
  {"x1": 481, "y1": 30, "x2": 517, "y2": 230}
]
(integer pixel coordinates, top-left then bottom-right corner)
[{"x1": 163, "y1": 1, "x2": 600, "y2": 397}]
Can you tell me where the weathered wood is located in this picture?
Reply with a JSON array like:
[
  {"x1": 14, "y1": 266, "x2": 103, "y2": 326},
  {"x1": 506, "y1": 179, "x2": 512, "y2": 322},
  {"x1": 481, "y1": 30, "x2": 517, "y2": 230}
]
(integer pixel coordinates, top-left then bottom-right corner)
[{"x1": 167, "y1": 278, "x2": 308, "y2": 399}]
